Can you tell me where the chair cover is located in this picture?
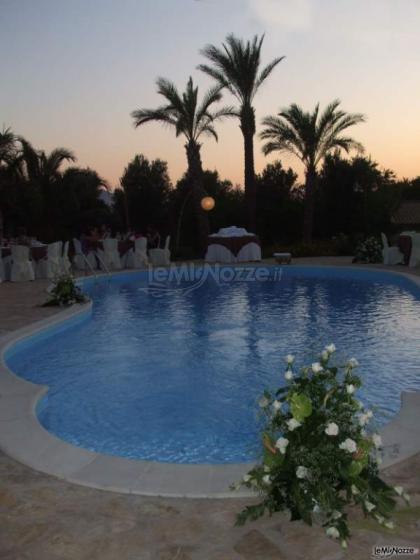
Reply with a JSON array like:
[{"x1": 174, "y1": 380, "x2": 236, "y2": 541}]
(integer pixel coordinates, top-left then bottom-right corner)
[
  {"x1": 10, "y1": 245, "x2": 35, "y2": 282},
  {"x1": 149, "y1": 236, "x2": 170, "y2": 266},
  {"x1": 125, "y1": 237, "x2": 148, "y2": 268}
]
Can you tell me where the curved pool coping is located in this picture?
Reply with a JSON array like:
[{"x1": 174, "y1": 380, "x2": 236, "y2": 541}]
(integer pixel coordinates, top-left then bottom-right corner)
[{"x1": 1, "y1": 264, "x2": 420, "y2": 498}]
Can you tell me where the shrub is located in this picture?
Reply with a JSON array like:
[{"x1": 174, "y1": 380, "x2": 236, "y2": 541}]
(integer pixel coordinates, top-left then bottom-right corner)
[
  {"x1": 43, "y1": 274, "x2": 89, "y2": 307},
  {"x1": 234, "y1": 345, "x2": 409, "y2": 547},
  {"x1": 353, "y1": 236, "x2": 382, "y2": 263}
]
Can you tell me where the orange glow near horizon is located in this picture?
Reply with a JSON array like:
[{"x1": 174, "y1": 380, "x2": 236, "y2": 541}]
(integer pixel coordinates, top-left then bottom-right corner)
[{"x1": 1, "y1": 0, "x2": 419, "y2": 189}]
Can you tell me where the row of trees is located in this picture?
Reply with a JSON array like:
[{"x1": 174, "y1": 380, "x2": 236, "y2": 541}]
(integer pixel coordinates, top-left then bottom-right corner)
[
  {"x1": 1, "y1": 125, "x2": 418, "y2": 255},
  {"x1": 132, "y1": 34, "x2": 364, "y2": 248},
  {"x1": 2, "y1": 33, "x2": 419, "y2": 254},
  {"x1": 0, "y1": 129, "x2": 111, "y2": 241}
]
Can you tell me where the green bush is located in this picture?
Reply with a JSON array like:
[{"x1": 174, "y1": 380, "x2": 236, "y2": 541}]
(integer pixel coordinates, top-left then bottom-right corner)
[{"x1": 234, "y1": 345, "x2": 409, "y2": 547}]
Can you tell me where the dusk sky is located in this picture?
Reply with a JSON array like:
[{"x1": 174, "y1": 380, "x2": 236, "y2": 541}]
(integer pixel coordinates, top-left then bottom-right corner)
[{"x1": 1, "y1": 0, "x2": 419, "y2": 188}]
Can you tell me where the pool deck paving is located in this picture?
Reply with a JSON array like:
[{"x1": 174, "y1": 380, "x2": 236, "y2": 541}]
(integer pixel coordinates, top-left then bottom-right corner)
[{"x1": 1, "y1": 257, "x2": 420, "y2": 559}]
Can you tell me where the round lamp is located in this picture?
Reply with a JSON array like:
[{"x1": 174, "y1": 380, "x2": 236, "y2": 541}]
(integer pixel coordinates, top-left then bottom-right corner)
[{"x1": 201, "y1": 196, "x2": 215, "y2": 211}]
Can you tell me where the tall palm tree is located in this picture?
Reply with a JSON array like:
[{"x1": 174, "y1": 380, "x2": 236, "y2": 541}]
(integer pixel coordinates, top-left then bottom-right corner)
[
  {"x1": 131, "y1": 76, "x2": 234, "y2": 251},
  {"x1": 198, "y1": 34, "x2": 284, "y2": 232},
  {"x1": 260, "y1": 100, "x2": 365, "y2": 242}
]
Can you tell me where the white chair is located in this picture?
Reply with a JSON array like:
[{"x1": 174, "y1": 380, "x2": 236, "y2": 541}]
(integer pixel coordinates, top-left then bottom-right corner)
[
  {"x1": 125, "y1": 237, "x2": 148, "y2": 269},
  {"x1": 149, "y1": 236, "x2": 171, "y2": 266},
  {"x1": 10, "y1": 245, "x2": 35, "y2": 282},
  {"x1": 72, "y1": 238, "x2": 97, "y2": 271},
  {"x1": 409, "y1": 233, "x2": 420, "y2": 268},
  {"x1": 97, "y1": 238, "x2": 122, "y2": 270},
  {"x1": 60, "y1": 241, "x2": 72, "y2": 274},
  {"x1": 381, "y1": 233, "x2": 403, "y2": 265},
  {"x1": 36, "y1": 241, "x2": 62, "y2": 279}
]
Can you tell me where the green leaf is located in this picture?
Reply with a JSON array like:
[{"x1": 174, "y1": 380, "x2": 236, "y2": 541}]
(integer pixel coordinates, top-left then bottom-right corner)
[
  {"x1": 290, "y1": 393, "x2": 313, "y2": 422},
  {"x1": 348, "y1": 461, "x2": 363, "y2": 477}
]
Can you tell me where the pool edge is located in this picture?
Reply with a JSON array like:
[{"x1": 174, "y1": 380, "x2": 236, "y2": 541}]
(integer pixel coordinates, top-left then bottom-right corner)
[{"x1": 0, "y1": 264, "x2": 419, "y2": 497}]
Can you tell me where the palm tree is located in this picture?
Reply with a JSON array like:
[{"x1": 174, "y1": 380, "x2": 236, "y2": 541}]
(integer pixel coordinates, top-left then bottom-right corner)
[
  {"x1": 18, "y1": 138, "x2": 76, "y2": 184},
  {"x1": 131, "y1": 76, "x2": 234, "y2": 252},
  {"x1": 260, "y1": 100, "x2": 365, "y2": 242},
  {"x1": 198, "y1": 34, "x2": 284, "y2": 232},
  {"x1": 0, "y1": 127, "x2": 18, "y2": 234}
]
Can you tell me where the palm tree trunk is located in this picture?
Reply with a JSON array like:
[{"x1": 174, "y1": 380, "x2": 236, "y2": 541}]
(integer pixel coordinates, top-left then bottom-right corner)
[
  {"x1": 303, "y1": 166, "x2": 317, "y2": 243},
  {"x1": 185, "y1": 141, "x2": 210, "y2": 255},
  {"x1": 240, "y1": 104, "x2": 257, "y2": 233}
]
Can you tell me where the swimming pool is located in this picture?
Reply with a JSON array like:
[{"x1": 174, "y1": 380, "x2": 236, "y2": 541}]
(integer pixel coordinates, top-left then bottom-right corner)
[{"x1": 5, "y1": 266, "x2": 420, "y2": 464}]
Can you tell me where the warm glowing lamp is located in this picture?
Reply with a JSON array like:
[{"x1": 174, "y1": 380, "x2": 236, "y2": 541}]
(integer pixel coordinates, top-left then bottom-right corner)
[{"x1": 201, "y1": 196, "x2": 215, "y2": 211}]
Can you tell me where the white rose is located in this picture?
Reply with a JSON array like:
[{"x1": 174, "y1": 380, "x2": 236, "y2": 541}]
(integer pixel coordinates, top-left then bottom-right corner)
[
  {"x1": 321, "y1": 350, "x2": 329, "y2": 361},
  {"x1": 272, "y1": 400, "x2": 282, "y2": 412},
  {"x1": 332, "y1": 510, "x2": 342, "y2": 520},
  {"x1": 311, "y1": 362, "x2": 323, "y2": 373},
  {"x1": 312, "y1": 504, "x2": 321, "y2": 513},
  {"x1": 339, "y1": 438, "x2": 357, "y2": 453},
  {"x1": 262, "y1": 474, "x2": 271, "y2": 485},
  {"x1": 351, "y1": 484, "x2": 359, "y2": 495},
  {"x1": 275, "y1": 437, "x2": 289, "y2": 454},
  {"x1": 258, "y1": 396, "x2": 269, "y2": 408},
  {"x1": 384, "y1": 520, "x2": 395, "y2": 530},
  {"x1": 285, "y1": 370, "x2": 293, "y2": 381},
  {"x1": 346, "y1": 384, "x2": 355, "y2": 394},
  {"x1": 287, "y1": 418, "x2": 301, "y2": 431},
  {"x1": 364, "y1": 501, "x2": 376, "y2": 512},
  {"x1": 325, "y1": 343, "x2": 336, "y2": 354},
  {"x1": 326, "y1": 527, "x2": 340, "y2": 539},
  {"x1": 243, "y1": 474, "x2": 251, "y2": 483},
  {"x1": 325, "y1": 422, "x2": 339, "y2": 436},
  {"x1": 285, "y1": 354, "x2": 295, "y2": 365},
  {"x1": 358, "y1": 413, "x2": 369, "y2": 426},
  {"x1": 372, "y1": 434, "x2": 382, "y2": 448},
  {"x1": 375, "y1": 514, "x2": 385, "y2": 525},
  {"x1": 296, "y1": 466, "x2": 309, "y2": 479},
  {"x1": 348, "y1": 358, "x2": 359, "y2": 368},
  {"x1": 341, "y1": 540, "x2": 348, "y2": 549}
]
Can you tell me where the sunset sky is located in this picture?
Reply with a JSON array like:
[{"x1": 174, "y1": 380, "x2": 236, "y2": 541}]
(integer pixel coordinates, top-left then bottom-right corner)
[{"x1": 1, "y1": 0, "x2": 419, "y2": 189}]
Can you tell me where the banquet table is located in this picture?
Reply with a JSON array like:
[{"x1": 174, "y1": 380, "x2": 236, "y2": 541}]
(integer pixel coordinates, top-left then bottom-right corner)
[{"x1": 205, "y1": 234, "x2": 261, "y2": 263}]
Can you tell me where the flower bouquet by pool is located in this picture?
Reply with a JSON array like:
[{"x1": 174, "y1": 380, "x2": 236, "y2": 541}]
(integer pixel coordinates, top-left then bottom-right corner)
[
  {"x1": 234, "y1": 345, "x2": 410, "y2": 547},
  {"x1": 43, "y1": 274, "x2": 89, "y2": 307}
]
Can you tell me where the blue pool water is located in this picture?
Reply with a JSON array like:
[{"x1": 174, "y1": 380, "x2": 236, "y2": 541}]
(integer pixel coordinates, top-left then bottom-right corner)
[{"x1": 5, "y1": 266, "x2": 420, "y2": 464}]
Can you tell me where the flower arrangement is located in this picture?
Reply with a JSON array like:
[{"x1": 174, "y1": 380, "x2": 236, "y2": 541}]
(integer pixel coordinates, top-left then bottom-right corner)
[
  {"x1": 234, "y1": 345, "x2": 409, "y2": 547},
  {"x1": 353, "y1": 236, "x2": 383, "y2": 263},
  {"x1": 43, "y1": 274, "x2": 89, "y2": 307}
]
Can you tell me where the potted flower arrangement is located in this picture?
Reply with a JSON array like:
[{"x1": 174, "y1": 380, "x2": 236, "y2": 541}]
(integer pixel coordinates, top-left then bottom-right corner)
[
  {"x1": 43, "y1": 274, "x2": 89, "y2": 307},
  {"x1": 234, "y1": 345, "x2": 409, "y2": 547}
]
